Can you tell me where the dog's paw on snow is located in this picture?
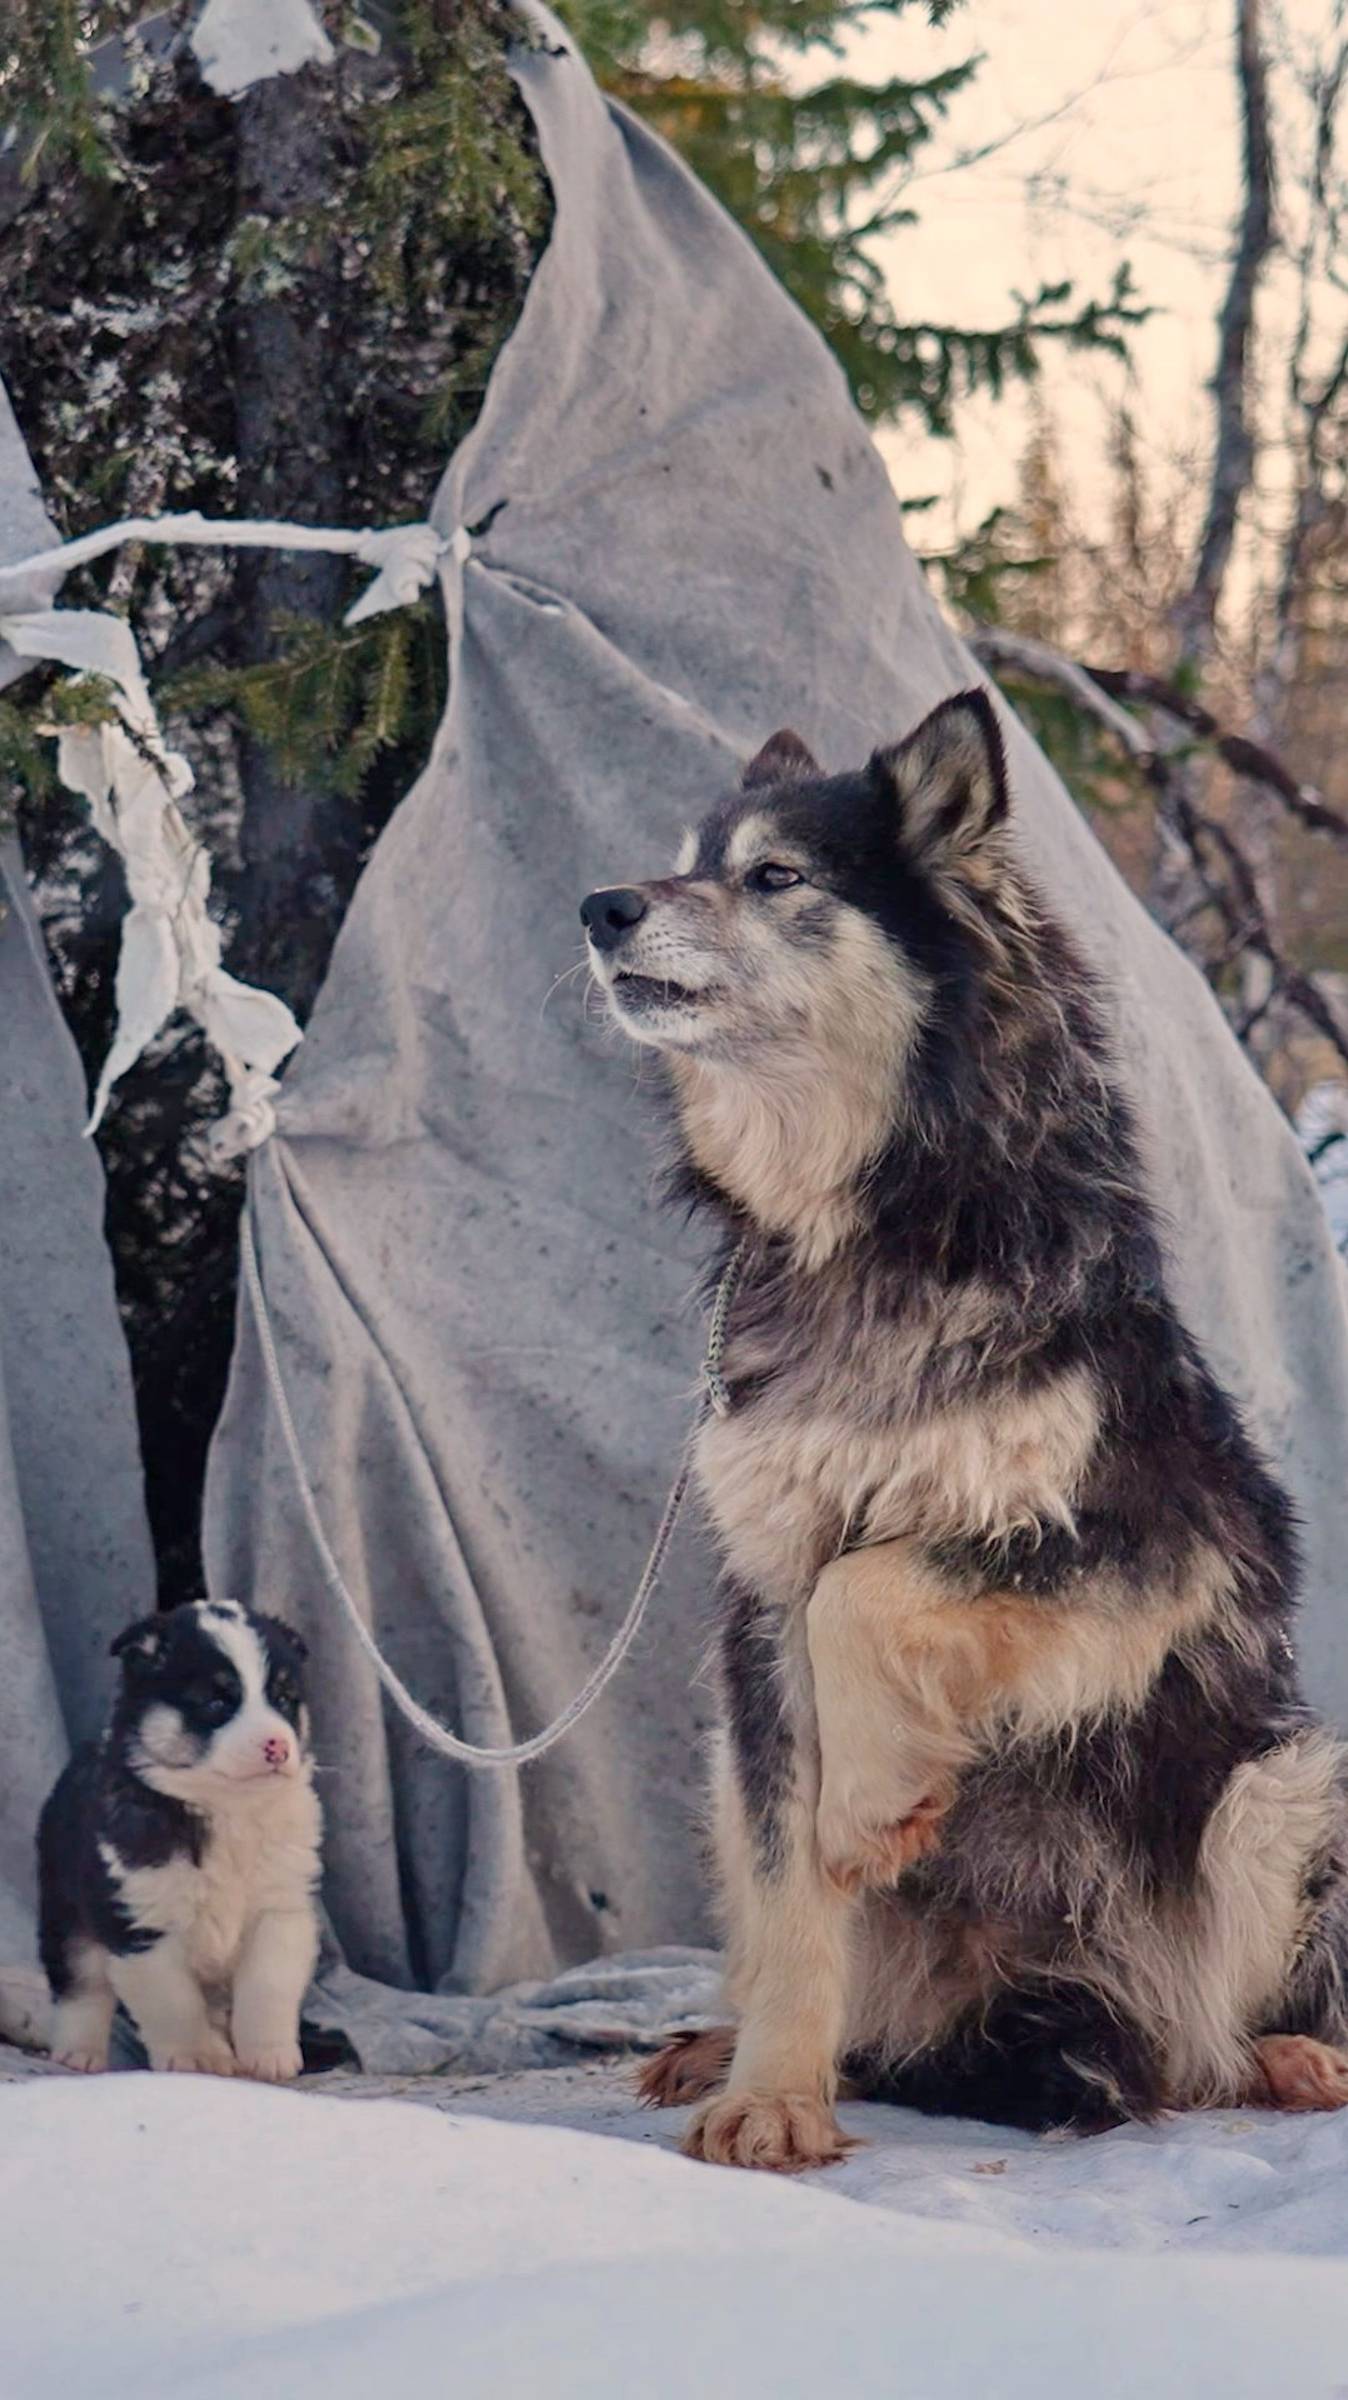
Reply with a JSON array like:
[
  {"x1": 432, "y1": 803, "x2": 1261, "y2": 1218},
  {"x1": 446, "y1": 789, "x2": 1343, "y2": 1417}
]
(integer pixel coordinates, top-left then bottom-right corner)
[
  {"x1": 234, "y1": 2041, "x2": 303, "y2": 2084},
  {"x1": 682, "y1": 2089, "x2": 857, "y2": 2174},
  {"x1": 150, "y1": 2036, "x2": 237, "y2": 2078}
]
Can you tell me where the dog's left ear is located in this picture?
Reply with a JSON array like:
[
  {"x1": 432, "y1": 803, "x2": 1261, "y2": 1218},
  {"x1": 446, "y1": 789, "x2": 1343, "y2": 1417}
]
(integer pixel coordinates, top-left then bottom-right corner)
[
  {"x1": 110, "y1": 1615, "x2": 166, "y2": 1670},
  {"x1": 254, "y1": 1611, "x2": 308, "y2": 1662},
  {"x1": 870, "y1": 690, "x2": 1008, "y2": 878},
  {"x1": 742, "y1": 729, "x2": 820, "y2": 788}
]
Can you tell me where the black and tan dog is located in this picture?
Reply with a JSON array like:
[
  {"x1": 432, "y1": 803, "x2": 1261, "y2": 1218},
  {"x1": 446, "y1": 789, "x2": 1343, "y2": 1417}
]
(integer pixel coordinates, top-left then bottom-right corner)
[{"x1": 581, "y1": 691, "x2": 1348, "y2": 2173}]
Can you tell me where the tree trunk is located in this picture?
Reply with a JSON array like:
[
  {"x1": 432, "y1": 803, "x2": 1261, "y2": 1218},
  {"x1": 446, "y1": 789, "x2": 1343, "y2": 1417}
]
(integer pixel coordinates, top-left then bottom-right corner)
[
  {"x1": 228, "y1": 64, "x2": 350, "y2": 1018},
  {"x1": 1170, "y1": 0, "x2": 1276, "y2": 672}
]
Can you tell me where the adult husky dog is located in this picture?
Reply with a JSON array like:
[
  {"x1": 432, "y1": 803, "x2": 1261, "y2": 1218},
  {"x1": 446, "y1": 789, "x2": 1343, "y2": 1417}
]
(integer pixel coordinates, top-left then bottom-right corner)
[{"x1": 582, "y1": 691, "x2": 1348, "y2": 2173}]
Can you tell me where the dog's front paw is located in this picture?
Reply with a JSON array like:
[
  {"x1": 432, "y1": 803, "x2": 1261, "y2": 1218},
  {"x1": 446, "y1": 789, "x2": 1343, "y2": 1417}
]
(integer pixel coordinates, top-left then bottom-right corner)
[
  {"x1": 818, "y1": 1789, "x2": 949, "y2": 1894},
  {"x1": 234, "y1": 2039, "x2": 303, "y2": 2084},
  {"x1": 682, "y1": 2090, "x2": 855, "y2": 2173},
  {"x1": 637, "y1": 2025, "x2": 735, "y2": 2109},
  {"x1": 151, "y1": 2032, "x2": 237, "y2": 2077},
  {"x1": 51, "y1": 2045, "x2": 108, "y2": 2075}
]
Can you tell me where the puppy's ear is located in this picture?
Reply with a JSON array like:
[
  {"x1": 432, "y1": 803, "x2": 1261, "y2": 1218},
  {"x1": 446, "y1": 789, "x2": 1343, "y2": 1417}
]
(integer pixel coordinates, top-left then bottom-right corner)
[
  {"x1": 275, "y1": 1620, "x2": 308, "y2": 1663},
  {"x1": 870, "y1": 690, "x2": 1008, "y2": 879},
  {"x1": 110, "y1": 1615, "x2": 165, "y2": 1668},
  {"x1": 742, "y1": 729, "x2": 820, "y2": 788}
]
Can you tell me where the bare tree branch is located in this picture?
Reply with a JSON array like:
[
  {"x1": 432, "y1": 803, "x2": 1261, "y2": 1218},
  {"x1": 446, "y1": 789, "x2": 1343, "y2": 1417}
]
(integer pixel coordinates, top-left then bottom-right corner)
[
  {"x1": 966, "y1": 628, "x2": 1348, "y2": 844},
  {"x1": 966, "y1": 627, "x2": 1152, "y2": 761},
  {"x1": 967, "y1": 622, "x2": 1348, "y2": 1077},
  {"x1": 1084, "y1": 665, "x2": 1348, "y2": 842}
]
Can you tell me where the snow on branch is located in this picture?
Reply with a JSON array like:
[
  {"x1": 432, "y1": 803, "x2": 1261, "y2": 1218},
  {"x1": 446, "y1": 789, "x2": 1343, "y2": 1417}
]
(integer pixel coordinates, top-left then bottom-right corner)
[{"x1": 190, "y1": 0, "x2": 335, "y2": 99}]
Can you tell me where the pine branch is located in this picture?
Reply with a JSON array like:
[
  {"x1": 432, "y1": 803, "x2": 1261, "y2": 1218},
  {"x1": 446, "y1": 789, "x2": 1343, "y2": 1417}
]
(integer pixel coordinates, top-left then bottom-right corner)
[{"x1": 565, "y1": 1, "x2": 1146, "y2": 429}]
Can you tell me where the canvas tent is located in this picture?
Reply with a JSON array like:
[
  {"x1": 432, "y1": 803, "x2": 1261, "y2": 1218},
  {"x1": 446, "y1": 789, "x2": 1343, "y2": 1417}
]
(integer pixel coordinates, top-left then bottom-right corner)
[{"x1": 4, "y1": 2, "x2": 1348, "y2": 2073}]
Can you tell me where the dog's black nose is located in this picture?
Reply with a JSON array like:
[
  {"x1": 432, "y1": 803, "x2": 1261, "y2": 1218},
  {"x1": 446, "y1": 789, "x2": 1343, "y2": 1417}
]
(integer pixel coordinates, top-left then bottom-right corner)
[{"x1": 580, "y1": 886, "x2": 649, "y2": 952}]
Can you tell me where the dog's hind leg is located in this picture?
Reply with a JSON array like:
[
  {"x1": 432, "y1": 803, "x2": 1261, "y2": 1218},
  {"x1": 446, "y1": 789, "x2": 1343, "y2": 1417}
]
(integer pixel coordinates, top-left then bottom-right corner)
[
  {"x1": 858, "y1": 1980, "x2": 1166, "y2": 2134},
  {"x1": 637, "y1": 2025, "x2": 736, "y2": 2108},
  {"x1": 1246, "y1": 2035, "x2": 1348, "y2": 2110},
  {"x1": 1243, "y1": 1834, "x2": 1348, "y2": 2111}
]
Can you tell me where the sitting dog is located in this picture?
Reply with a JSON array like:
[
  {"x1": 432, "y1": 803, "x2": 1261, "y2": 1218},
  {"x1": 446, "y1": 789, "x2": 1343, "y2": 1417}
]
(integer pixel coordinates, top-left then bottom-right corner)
[
  {"x1": 582, "y1": 691, "x2": 1348, "y2": 2171},
  {"x1": 39, "y1": 1599, "x2": 321, "y2": 2081}
]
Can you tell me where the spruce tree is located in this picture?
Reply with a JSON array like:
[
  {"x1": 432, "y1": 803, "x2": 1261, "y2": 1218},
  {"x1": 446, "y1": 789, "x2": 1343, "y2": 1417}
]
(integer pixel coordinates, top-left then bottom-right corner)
[{"x1": 562, "y1": 0, "x2": 1141, "y2": 430}]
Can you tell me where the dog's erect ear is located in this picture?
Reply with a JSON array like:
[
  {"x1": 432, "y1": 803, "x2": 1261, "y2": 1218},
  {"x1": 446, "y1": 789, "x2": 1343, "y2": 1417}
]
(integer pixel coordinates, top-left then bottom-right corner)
[
  {"x1": 741, "y1": 729, "x2": 820, "y2": 789},
  {"x1": 870, "y1": 691, "x2": 1008, "y2": 878},
  {"x1": 110, "y1": 1614, "x2": 166, "y2": 1669},
  {"x1": 264, "y1": 1616, "x2": 308, "y2": 1663}
]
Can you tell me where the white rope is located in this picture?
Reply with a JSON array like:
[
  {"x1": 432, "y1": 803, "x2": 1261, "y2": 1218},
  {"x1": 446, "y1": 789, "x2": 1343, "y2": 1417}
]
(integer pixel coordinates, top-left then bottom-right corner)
[{"x1": 239, "y1": 1206, "x2": 748, "y2": 1768}]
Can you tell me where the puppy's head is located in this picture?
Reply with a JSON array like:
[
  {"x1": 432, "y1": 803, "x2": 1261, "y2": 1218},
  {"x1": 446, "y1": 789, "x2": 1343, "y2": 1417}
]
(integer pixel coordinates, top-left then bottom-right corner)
[
  {"x1": 580, "y1": 691, "x2": 1010, "y2": 1080},
  {"x1": 110, "y1": 1600, "x2": 311, "y2": 1801}
]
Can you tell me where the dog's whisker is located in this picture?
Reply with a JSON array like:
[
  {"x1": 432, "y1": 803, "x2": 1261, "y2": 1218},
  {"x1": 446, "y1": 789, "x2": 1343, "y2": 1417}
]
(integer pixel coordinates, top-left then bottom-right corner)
[{"x1": 539, "y1": 955, "x2": 589, "y2": 1021}]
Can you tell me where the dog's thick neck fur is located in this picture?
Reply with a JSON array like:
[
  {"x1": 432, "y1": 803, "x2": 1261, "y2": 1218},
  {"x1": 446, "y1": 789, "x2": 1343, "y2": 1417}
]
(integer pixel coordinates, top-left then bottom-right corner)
[{"x1": 669, "y1": 1019, "x2": 898, "y2": 1272}]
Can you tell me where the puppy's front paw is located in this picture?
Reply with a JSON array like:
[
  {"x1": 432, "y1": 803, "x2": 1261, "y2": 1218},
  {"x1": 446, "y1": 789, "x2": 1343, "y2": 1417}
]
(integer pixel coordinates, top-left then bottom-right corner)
[
  {"x1": 151, "y1": 2033, "x2": 236, "y2": 2077},
  {"x1": 51, "y1": 2046, "x2": 108, "y2": 2075},
  {"x1": 234, "y1": 2039, "x2": 303, "y2": 2084},
  {"x1": 682, "y1": 2090, "x2": 855, "y2": 2173}
]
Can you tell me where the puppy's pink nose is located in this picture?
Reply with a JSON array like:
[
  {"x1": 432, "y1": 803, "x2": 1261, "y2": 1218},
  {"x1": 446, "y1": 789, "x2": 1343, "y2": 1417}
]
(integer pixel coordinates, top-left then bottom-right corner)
[{"x1": 263, "y1": 1734, "x2": 291, "y2": 1768}]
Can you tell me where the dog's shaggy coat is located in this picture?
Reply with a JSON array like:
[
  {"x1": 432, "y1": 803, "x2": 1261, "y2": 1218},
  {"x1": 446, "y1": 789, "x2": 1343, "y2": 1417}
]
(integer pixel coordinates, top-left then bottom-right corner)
[{"x1": 582, "y1": 693, "x2": 1348, "y2": 2171}]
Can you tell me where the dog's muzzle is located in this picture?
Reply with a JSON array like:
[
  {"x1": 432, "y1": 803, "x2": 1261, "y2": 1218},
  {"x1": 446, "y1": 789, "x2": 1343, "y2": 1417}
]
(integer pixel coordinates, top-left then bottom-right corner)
[{"x1": 580, "y1": 885, "x2": 649, "y2": 954}]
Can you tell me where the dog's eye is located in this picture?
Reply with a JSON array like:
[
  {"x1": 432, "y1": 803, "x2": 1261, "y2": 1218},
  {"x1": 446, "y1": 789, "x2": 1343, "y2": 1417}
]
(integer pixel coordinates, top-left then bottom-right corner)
[
  {"x1": 746, "y1": 862, "x2": 803, "y2": 894},
  {"x1": 193, "y1": 1686, "x2": 237, "y2": 1726}
]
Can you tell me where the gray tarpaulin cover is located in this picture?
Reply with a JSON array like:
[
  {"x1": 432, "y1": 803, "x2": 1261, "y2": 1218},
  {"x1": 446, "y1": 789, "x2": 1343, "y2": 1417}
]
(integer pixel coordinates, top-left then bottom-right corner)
[
  {"x1": 5, "y1": 3, "x2": 1348, "y2": 2074},
  {"x1": 0, "y1": 386, "x2": 153, "y2": 2045}
]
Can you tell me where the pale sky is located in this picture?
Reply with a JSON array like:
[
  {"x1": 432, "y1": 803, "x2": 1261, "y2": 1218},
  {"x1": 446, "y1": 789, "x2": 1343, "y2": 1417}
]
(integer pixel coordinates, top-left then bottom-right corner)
[{"x1": 840, "y1": 1, "x2": 1263, "y2": 550}]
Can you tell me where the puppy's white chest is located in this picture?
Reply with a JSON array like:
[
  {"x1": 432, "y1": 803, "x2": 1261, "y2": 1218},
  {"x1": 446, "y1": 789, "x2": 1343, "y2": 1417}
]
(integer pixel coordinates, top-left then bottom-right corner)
[{"x1": 103, "y1": 1779, "x2": 321, "y2": 1987}]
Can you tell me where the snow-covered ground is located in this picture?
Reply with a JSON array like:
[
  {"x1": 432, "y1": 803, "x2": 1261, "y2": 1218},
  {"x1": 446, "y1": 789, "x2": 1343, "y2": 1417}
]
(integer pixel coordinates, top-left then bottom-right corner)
[{"x1": 7, "y1": 2060, "x2": 1348, "y2": 2396}]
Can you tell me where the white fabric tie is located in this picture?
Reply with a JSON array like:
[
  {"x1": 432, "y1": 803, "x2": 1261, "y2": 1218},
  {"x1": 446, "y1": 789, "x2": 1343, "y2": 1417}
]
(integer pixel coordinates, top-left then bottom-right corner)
[
  {"x1": 0, "y1": 512, "x2": 471, "y2": 1153},
  {"x1": 0, "y1": 511, "x2": 450, "y2": 629}
]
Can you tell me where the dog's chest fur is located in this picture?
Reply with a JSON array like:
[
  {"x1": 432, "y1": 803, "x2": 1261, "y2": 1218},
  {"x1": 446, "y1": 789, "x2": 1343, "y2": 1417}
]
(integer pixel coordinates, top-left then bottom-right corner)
[
  {"x1": 696, "y1": 1258, "x2": 1098, "y2": 1605},
  {"x1": 103, "y1": 1779, "x2": 321, "y2": 1988}
]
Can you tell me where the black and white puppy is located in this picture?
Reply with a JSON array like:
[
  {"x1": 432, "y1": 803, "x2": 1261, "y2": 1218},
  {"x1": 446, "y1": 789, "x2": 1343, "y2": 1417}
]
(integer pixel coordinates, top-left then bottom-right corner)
[{"x1": 38, "y1": 1600, "x2": 321, "y2": 2081}]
